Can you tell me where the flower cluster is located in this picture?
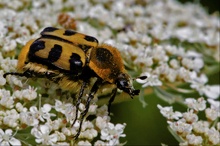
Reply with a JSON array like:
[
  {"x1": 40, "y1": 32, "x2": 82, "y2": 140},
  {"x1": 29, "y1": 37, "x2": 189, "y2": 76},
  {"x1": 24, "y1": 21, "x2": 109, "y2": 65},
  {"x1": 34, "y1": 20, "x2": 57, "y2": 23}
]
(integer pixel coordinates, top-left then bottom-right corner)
[
  {"x1": 0, "y1": 77, "x2": 126, "y2": 145},
  {"x1": 0, "y1": 0, "x2": 219, "y2": 145},
  {"x1": 158, "y1": 97, "x2": 220, "y2": 145}
]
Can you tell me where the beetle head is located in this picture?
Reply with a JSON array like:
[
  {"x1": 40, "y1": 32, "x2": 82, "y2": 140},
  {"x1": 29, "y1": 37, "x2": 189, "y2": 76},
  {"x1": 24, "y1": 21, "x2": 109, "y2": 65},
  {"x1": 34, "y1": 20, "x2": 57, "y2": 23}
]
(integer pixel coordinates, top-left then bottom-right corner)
[{"x1": 116, "y1": 73, "x2": 140, "y2": 98}]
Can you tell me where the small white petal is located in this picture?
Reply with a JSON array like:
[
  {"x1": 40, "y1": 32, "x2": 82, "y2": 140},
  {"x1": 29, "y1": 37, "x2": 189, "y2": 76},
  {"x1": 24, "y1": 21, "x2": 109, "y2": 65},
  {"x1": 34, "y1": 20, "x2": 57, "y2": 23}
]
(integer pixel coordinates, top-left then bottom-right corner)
[
  {"x1": 9, "y1": 137, "x2": 21, "y2": 145},
  {"x1": 5, "y1": 129, "x2": 12, "y2": 136},
  {"x1": 40, "y1": 125, "x2": 50, "y2": 135}
]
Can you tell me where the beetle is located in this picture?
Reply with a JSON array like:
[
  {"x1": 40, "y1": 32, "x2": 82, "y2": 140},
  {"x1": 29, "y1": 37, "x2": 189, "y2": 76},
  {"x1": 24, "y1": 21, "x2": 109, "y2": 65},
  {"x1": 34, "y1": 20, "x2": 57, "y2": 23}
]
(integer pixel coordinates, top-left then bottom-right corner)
[{"x1": 4, "y1": 27, "x2": 140, "y2": 139}]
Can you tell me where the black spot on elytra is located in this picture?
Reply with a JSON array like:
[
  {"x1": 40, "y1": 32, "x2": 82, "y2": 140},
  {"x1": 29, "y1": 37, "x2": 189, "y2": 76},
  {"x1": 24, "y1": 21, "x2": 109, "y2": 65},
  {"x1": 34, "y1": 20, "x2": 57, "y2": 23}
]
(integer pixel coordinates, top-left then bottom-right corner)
[
  {"x1": 48, "y1": 44, "x2": 62, "y2": 62},
  {"x1": 69, "y1": 53, "x2": 83, "y2": 75},
  {"x1": 63, "y1": 30, "x2": 77, "y2": 36},
  {"x1": 29, "y1": 40, "x2": 45, "y2": 55},
  {"x1": 96, "y1": 48, "x2": 113, "y2": 63},
  {"x1": 84, "y1": 36, "x2": 98, "y2": 43},
  {"x1": 41, "y1": 27, "x2": 58, "y2": 34},
  {"x1": 28, "y1": 40, "x2": 47, "y2": 65}
]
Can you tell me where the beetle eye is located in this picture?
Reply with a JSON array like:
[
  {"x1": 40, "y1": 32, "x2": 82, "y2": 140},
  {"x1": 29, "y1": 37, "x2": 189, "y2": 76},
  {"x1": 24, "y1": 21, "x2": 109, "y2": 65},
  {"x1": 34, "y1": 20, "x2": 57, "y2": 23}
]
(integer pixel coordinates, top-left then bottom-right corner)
[{"x1": 118, "y1": 79, "x2": 128, "y2": 89}]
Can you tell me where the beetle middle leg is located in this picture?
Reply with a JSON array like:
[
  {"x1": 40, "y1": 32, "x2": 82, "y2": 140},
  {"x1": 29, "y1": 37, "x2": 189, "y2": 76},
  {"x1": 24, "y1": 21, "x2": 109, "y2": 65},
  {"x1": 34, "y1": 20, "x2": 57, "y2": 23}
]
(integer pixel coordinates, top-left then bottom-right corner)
[
  {"x1": 74, "y1": 79, "x2": 101, "y2": 139},
  {"x1": 72, "y1": 81, "x2": 87, "y2": 126}
]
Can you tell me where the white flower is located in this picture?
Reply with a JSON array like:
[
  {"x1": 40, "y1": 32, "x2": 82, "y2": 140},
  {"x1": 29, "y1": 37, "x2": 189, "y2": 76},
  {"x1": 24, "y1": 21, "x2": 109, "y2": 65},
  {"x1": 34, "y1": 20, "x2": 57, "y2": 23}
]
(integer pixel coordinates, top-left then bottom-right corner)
[
  {"x1": 0, "y1": 71, "x2": 6, "y2": 86},
  {"x1": 77, "y1": 140, "x2": 92, "y2": 146},
  {"x1": 192, "y1": 121, "x2": 209, "y2": 134},
  {"x1": 136, "y1": 72, "x2": 162, "y2": 87},
  {"x1": 174, "y1": 27, "x2": 196, "y2": 42},
  {"x1": 64, "y1": 104, "x2": 76, "y2": 124},
  {"x1": 98, "y1": 27, "x2": 113, "y2": 42},
  {"x1": 152, "y1": 45, "x2": 169, "y2": 62},
  {"x1": 190, "y1": 73, "x2": 207, "y2": 91},
  {"x1": 54, "y1": 142, "x2": 70, "y2": 146},
  {"x1": 182, "y1": 110, "x2": 198, "y2": 123},
  {"x1": 168, "y1": 120, "x2": 192, "y2": 137},
  {"x1": 205, "y1": 127, "x2": 220, "y2": 145},
  {"x1": 133, "y1": 48, "x2": 153, "y2": 67},
  {"x1": 54, "y1": 100, "x2": 75, "y2": 122},
  {"x1": 6, "y1": 76, "x2": 23, "y2": 87},
  {"x1": 48, "y1": 118, "x2": 63, "y2": 130},
  {"x1": 157, "y1": 104, "x2": 182, "y2": 120},
  {"x1": 15, "y1": 102, "x2": 27, "y2": 112},
  {"x1": 96, "y1": 105, "x2": 109, "y2": 117},
  {"x1": 3, "y1": 109, "x2": 19, "y2": 128},
  {"x1": 0, "y1": 22, "x2": 7, "y2": 39},
  {"x1": 0, "y1": 89, "x2": 14, "y2": 109},
  {"x1": 177, "y1": 67, "x2": 192, "y2": 82},
  {"x1": 89, "y1": 4, "x2": 109, "y2": 22},
  {"x1": 13, "y1": 90, "x2": 23, "y2": 100},
  {"x1": 205, "y1": 99, "x2": 220, "y2": 121},
  {"x1": 54, "y1": 100, "x2": 67, "y2": 114},
  {"x1": 100, "y1": 122, "x2": 126, "y2": 145},
  {"x1": 150, "y1": 24, "x2": 170, "y2": 40},
  {"x1": 31, "y1": 124, "x2": 58, "y2": 145},
  {"x1": 107, "y1": 16, "x2": 124, "y2": 30},
  {"x1": 202, "y1": 85, "x2": 220, "y2": 99},
  {"x1": 155, "y1": 62, "x2": 169, "y2": 74},
  {"x1": 179, "y1": 141, "x2": 188, "y2": 146},
  {"x1": 30, "y1": 104, "x2": 55, "y2": 122},
  {"x1": 117, "y1": 32, "x2": 129, "y2": 43},
  {"x1": 190, "y1": 73, "x2": 220, "y2": 99},
  {"x1": 54, "y1": 131, "x2": 66, "y2": 141},
  {"x1": 0, "y1": 58, "x2": 17, "y2": 72},
  {"x1": 22, "y1": 86, "x2": 38, "y2": 101},
  {"x1": 169, "y1": 59, "x2": 180, "y2": 69},
  {"x1": 61, "y1": 127, "x2": 72, "y2": 137},
  {"x1": 2, "y1": 39, "x2": 17, "y2": 52},
  {"x1": 0, "y1": 129, "x2": 21, "y2": 146},
  {"x1": 165, "y1": 68, "x2": 178, "y2": 82},
  {"x1": 181, "y1": 57, "x2": 204, "y2": 72},
  {"x1": 182, "y1": 51, "x2": 204, "y2": 72},
  {"x1": 19, "y1": 111, "x2": 39, "y2": 126},
  {"x1": 80, "y1": 129, "x2": 98, "y2": 140},
  {"x1": 205, "y1": 108, "x2": 218, "y2": 121},
  {"x1": 186, "y1": 134, "x2": 203, "y2": 145},
  {"x1": 94, "y1": 140, "x2": 108, "y2": 146},
  {"x1": 185, "y1": 97, "x2": 206, "y2": 111},
  {"x1": 164, "y1": 45, "x2": 185, "y2": 57},
  {"x1": 79, "y1": 121, "x2": 97, "y2": 139},
  {"x1": 207, "y1": 99, "x2": 220, "y2": 110},
  {"x1": 96, "y1": 116, "x2": 108, "y2": 130}
]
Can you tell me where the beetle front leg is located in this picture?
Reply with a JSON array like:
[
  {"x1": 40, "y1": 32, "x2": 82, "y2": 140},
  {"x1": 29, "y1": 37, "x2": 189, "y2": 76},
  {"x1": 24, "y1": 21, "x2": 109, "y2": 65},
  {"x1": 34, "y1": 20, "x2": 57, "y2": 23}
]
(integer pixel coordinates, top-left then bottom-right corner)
[{"x1": 108, "y1": 88, "x2": 117, "y2": 115}]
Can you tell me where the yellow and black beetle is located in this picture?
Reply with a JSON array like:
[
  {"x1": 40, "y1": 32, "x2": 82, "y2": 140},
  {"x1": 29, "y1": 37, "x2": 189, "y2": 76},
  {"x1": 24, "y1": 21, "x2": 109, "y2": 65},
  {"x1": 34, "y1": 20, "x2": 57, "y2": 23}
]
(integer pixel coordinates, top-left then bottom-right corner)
[{"x1": 4, "y1": 27, "x2": 140, "y2": 138}]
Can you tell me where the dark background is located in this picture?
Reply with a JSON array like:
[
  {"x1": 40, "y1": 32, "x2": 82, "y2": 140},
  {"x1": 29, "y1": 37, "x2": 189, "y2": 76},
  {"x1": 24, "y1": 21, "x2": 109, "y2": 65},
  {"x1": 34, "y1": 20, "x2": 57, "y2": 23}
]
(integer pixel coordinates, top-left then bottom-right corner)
[
  {"x1": 111, "y1": 1, "x2": 219, "y2": 145},
  {"x1": 179, "y1": 0, "x2": 219, "y2": 14}
]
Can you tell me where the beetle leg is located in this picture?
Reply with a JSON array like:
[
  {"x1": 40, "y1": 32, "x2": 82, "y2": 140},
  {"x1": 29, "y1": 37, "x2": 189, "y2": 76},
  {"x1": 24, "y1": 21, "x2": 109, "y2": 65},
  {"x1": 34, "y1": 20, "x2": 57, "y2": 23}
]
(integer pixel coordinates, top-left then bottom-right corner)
[
  {"x1": 107, "y1": 88, "x2": 117, "y2": 115},
  {"x1": 3, "y1": 72, "x2": 25, "y2": 78},
  {"x1": 72, "y1": 81, "x2": 87, "y2": 126},
  {"x1": 74, "y1": 79, "x2": 101, "y2": 139},
  {"x1": 3, "y1": 70, "x2": 34, "y2": 78}
]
